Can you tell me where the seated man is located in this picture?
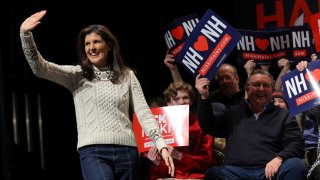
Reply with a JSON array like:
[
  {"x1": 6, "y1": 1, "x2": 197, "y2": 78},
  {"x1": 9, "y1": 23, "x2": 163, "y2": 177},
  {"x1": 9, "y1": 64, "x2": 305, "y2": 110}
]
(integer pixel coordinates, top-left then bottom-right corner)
[
  {"x1": 145, "y1": 81, "x2": 214, "y2": 180},
  {"x1": 195, "y1": 69, "x2": 306, "y2": 179}
]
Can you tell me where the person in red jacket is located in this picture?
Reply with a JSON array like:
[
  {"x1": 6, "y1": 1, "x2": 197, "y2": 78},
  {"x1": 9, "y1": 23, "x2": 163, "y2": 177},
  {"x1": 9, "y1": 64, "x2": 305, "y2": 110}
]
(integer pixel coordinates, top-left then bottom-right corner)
[{"x1": 145, "y1": 81, "x2": 215, "y2": 180}]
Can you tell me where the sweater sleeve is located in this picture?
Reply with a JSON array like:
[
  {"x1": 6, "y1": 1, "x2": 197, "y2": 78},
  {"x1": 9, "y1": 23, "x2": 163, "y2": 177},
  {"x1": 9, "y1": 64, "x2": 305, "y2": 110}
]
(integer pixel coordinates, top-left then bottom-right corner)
[
  {"x1": 20, "y1": 32, "x2": 79, "y2": 91},
  {"x1": 129, "y1": 71, "x2": 167, "y2": 152}
]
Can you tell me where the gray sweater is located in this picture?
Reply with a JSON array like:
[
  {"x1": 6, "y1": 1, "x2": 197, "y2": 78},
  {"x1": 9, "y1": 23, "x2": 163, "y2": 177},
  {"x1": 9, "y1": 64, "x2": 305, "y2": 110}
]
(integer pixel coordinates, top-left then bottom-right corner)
[{"x1": 20, "y1": 32, "x2": 167, "y2": 151}]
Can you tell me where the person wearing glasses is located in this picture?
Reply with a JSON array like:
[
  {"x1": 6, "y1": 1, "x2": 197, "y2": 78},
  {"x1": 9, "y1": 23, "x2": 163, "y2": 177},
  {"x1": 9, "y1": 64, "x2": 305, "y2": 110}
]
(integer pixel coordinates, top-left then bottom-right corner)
[
  {"x1": 211, "y1": 63, "x2": 245, "y2": 106},
  {"x1": 195, "y1": 69, "x2": 306, "y2": 179}
]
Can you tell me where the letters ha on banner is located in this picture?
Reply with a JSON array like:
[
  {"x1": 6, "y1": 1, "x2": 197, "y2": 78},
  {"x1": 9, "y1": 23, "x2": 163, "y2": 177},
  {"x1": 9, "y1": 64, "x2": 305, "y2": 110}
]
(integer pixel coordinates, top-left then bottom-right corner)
[
  {"x1": 132, "y1": 105, "x2": 189, "y2": 153},
  {"x1": 309, "y1": 12, "x2": 320, "y2": 53},
  {"x1": 164, "y1": 14, "x2": 199, "y2": 57},
  {"x1": 175, "y1": 8, "x2": 242, "y2": 80},
  {"x1": 236, "y1": 26, "x2": 314, "y2": 65},
  {"x1": 281, "y1": 60, "x2": 320, "y2": 116}
]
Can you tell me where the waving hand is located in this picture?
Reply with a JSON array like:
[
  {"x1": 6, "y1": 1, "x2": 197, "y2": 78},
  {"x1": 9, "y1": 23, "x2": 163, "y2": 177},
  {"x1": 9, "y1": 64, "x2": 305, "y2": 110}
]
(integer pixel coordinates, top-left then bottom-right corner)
[{"x1": 20, "y1": 10, "x2": 47, "y2": 33}]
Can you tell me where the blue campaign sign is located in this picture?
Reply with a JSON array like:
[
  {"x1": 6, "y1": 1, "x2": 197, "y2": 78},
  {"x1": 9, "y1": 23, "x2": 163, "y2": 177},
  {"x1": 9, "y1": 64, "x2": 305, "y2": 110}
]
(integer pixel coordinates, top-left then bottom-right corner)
[
  {"x1": 175, "y1": 8, "x2": 242, "y2": 80},
  {"x1": 236, "y1": 26, "x2": 314, "y2": 65},
  {"x1": 163, "y1": 14, "x2": 199, "y2": 57},
  {"x1": 281, "y1": 60, "x2": 320, "y2": 116},
  {"x1": 236, "y1": 28, "x2": 292, "y2": 65}
]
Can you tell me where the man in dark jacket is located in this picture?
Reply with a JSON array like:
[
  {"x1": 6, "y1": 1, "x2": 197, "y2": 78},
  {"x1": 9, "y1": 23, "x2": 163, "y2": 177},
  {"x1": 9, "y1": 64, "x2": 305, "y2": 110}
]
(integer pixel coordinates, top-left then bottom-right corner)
[{"x1": 195, "y1": 69, "x2": 306, "y2": 180}]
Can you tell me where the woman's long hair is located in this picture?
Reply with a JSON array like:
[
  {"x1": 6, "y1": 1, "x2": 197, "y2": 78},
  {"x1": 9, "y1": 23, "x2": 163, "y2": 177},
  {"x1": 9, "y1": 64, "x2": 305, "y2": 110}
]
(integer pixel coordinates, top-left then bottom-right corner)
[{"x1": 76, "y1": 24, "x2": 129, "y2": 83}]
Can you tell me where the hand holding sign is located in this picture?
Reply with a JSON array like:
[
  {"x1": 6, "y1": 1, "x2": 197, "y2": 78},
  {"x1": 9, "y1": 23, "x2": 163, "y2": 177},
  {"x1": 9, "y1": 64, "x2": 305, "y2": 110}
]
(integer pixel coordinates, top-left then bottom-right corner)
[
  {"x1": 175, "y1": 8, "x2": 242, "y2": 80},
  {"x1": 277, "y1": 58, "x2": 290, "y2": 69},
  {"x1": 281, "y1": 60, "x2": 320, "y2": 116},
  {"x1": 296, "y1": 61, "x2": 308, "y2": 71},
  {"x1": 195, "y1": 74, "x2": 210, "y2": 99},
  {"x1": 164, "y1": 53, "x2": 177, "y2": 68},
  {"x1": 133, "y1": 105, "x2": 189, "y2": 153},
  {"x1": 244, "y1": 60, "x2": 256, "y2": 77}
]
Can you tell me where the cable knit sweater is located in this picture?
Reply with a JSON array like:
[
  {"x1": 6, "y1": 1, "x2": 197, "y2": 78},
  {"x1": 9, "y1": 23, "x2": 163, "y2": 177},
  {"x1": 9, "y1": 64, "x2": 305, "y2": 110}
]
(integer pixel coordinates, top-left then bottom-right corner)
[{"x1": 20, "y1": 32, "x2": 167, "y2": 151}]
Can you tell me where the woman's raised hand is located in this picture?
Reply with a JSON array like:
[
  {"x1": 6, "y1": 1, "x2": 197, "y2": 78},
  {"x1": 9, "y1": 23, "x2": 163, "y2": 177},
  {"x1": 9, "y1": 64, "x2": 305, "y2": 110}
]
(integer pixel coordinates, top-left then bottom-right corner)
[{"x1": 20, "y1": 10, "x2": 47, "y2": 33}]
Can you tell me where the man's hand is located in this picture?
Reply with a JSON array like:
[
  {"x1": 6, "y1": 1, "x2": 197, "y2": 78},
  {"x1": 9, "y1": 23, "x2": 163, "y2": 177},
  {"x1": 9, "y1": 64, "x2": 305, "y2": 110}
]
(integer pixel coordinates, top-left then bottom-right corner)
[
  {"x1": 296, "y1": 61, "x2": 308, "y2": 71},
  {"x1": 277, "y1": 58, "x2": 290, "y2": 69},
  {"x1": 265, "y1": 156, "x2": 283, "y2": 180},
  {"x1": 164, "y1": 53, "x2": 177, "y2": 70},
  {"x1": 244, "y1": 60, "x2": 256, "y2": 77},
  {"x1": 195, "y1": 74, "x2": 210, "y2": 99}
]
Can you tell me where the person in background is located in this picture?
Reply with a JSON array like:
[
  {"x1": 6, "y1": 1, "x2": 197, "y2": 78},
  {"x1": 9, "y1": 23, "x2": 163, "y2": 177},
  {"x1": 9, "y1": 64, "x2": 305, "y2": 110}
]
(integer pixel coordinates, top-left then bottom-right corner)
[
  {"x1": 196, "y1": 69, "x2": 306, "y2": 179},
  {"x1": 148, "y1": 96, "x2": 166, "y2": 108},
  {"x1": 164, "y1": 53, "x2": 244, "y2": 106},
  {"x1": 275, "y1": 55, "x2": 318, "y2": 171},
  {"x1": 19, "y1": 10, "x2": 174, "y2": 180},
  {"x1": 296, "y1": 60, "x2": 320, "y2": 180},
  {"x1": 275, "y1": 54, "x2": 318, "y2": 91},
  {"x1": 164, "y1": 53, "x2": 245, "y2": 153},
  {"x1": 146, "y1": 81, "x2": 214, "y2": 180},
  {"x1": 306, "y1": 106, "x2": 320, "y2": 180},
  {"x1": 210, "y1": 63, "x2": 245, "y2": 106},
  {"x1": 272, "y1": 85, "x2": 318, "y2": 171},
  {"x1": 272, "y1": 90, "x2": 288, "y2": 110}
]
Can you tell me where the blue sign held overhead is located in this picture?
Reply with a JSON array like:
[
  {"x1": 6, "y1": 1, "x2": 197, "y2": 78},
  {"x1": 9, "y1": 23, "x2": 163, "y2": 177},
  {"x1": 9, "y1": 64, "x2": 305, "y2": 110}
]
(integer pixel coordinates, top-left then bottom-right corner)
[
  {"x1": 175, "y1": 8, "x2": 242, "y2": 80},
  {"x1": 281, "y1": 60, "x2": 320, "y2": 116}
]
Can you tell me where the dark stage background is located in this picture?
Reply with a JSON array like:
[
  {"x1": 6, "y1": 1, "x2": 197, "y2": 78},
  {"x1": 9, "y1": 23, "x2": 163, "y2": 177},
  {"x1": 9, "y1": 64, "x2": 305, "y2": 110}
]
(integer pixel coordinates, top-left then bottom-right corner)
[
  {"x1": 3, "y1": 0, "x2": 312, "y2": 179},
  {"x1": 0, "y1": 1, "x2": 237, "y2": 179}
]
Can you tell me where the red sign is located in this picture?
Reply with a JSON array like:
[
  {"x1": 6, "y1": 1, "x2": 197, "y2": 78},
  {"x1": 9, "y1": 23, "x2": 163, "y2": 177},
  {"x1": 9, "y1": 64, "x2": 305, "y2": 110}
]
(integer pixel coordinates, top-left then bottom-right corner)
[{"x1": 133, "y1": 105, "x2": 189, "y2": 152}]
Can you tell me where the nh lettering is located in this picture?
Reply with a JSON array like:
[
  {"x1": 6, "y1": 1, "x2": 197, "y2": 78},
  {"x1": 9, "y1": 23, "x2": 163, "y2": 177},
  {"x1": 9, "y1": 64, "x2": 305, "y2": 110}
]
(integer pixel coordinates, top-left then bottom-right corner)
[
  {"x1": 164, "y1": 18, "x2": 199, "y2": 49},
  {"x1": 182, "y1": 15, "x2": 227, "y2": 73},
  {"x1": 285, "y1": 73, "x2": 308, "y2": 98}
]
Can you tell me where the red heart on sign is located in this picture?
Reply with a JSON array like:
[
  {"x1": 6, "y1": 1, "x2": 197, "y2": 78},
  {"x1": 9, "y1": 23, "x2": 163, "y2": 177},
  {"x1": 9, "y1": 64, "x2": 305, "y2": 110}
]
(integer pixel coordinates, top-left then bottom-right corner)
[
  {"x1": 305, "y1": 69, "x2": 320, "y2": 82},
  {"x1": 255, "y1": 38, "x2": 269, "y2": 51},
  {"x1": 171, "y1": 26, "x2": 184, "y2": 40},
  {"x1": 194, "y1": 35, "x2": 208, "y2": 51}
]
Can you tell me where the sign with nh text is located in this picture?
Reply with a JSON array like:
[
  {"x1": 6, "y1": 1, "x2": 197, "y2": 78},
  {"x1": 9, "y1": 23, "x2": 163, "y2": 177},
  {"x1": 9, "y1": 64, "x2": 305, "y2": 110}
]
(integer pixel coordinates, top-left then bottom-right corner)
[
  {"x1": 133, "y1": 105, "x2": 189, "y2": 153},
  {"x1": 164, "y1": 14, "x2": 199, "y2": 57},
  {"x1": 236, "y1": 26, "x2": 313, "y2": 65},
  {"x1": 281, "y1": 60, "x2": 320, "y2": 115},
  {"x1": 175, "y1": 8, "x2": 243, "y2": 80}
]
